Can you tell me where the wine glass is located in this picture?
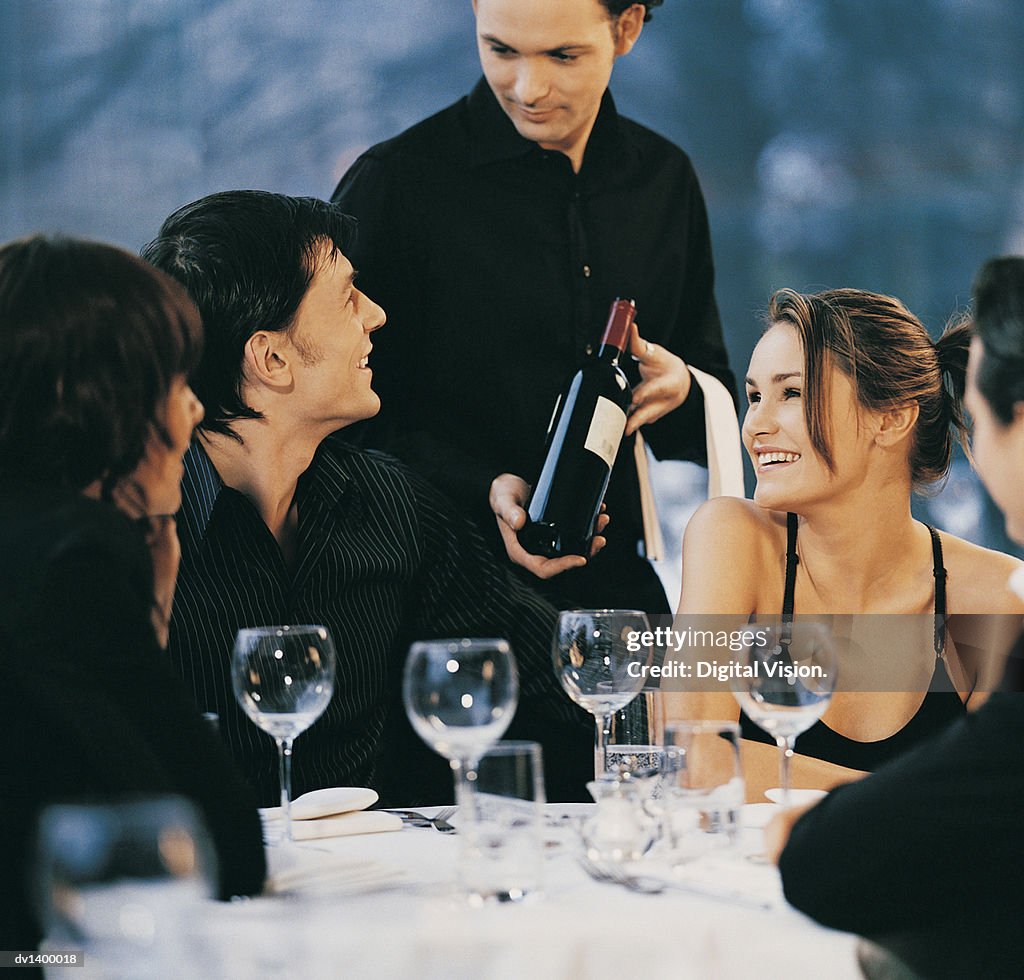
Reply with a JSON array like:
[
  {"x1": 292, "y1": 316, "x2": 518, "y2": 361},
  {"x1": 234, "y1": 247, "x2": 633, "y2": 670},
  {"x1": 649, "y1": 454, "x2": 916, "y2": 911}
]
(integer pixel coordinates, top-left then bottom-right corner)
[
  {"x1": 732, "y1": 621, "x2": 837, "y2": 807},
  {"x1": 552, "y1": 609, "x2": 651, "y2": 778},
  {"x1": 403, "y1": 638, "x2": 519, "y2": 819},
  {"x1": 231, "y1": 625, "x2": 336, "y2": 845}
]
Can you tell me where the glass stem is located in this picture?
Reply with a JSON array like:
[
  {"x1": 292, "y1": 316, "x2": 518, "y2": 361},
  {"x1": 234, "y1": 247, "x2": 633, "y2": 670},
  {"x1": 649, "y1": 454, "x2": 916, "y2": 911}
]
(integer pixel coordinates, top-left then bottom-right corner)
[
  {"x1": 595, "y1": 713, "x2": 613, "y2": 779},
  {"x1": 276, "y1": 736, "x2": 295, "y2": 844},
  {"x1": 777, "y1": 735, "x2": 796, "y2": 808},
  {"x1": 451, "y1": 756, "x2": 479, "y2": 825}
]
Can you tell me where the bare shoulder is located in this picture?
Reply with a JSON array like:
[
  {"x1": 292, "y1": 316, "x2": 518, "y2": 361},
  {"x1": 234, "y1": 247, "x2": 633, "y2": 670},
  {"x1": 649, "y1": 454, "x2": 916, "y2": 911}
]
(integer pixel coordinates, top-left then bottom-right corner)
[
  {"x1": 679, "y1": 499, "x2": 784, "y2": 614},
  {"x1": 939, "y1": 532, "x2": 1024, "y2": 613},
  {"x1": 683, "y1": 496, "x2": 779, "y2": 545}
]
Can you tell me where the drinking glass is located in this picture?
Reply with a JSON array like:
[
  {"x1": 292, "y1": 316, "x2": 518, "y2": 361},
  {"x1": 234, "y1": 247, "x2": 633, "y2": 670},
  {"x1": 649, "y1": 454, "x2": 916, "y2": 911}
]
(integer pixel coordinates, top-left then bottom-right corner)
[
  {"x1": 459, "y1": 741, "x2": 545, "y2": 904},
  {"x1": 732, "y1": 622, "x2": 837, "y2": 806},
  {"x1": 35, "y1": 797, "x2": 216, "y2": 979},
  {"x1": 402, "y1": 638, "x2": 518, "y2": 818},
  {"x1": 660, "y1": 721, "x2": 744, "y2": 863},
  {"x1": 552, "y1": 609, "x2": 650, "y2": 777},
  {"x1": 232, "y1": 625, "x2": 336, "y2": 844},
  {"x1": 605, "y1": 691, "x2": 666, "y2": 780}
]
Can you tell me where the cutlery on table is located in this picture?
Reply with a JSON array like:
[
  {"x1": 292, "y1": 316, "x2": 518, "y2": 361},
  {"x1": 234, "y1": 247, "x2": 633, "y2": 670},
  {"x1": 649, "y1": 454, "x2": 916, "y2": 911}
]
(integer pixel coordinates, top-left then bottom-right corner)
[
  {"x1": 385, "y1": 806, "x2": 458, "y2": 834},
  {"x1": 578, "y1": 856, "x2": 774, "y2": 910}
]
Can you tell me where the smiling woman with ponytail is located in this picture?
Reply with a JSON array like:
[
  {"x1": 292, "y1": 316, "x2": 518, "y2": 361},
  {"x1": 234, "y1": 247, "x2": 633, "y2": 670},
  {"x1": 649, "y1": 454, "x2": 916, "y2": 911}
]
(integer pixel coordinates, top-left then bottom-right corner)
[{"x1": 671, "y1": 285, "x2": 1024, "y2": 799}]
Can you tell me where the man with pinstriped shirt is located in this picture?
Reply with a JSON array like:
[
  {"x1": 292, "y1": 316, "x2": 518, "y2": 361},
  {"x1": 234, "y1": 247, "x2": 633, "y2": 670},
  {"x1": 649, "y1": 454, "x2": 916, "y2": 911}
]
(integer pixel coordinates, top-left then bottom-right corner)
[{"x1": 143, "y1": 189, "x2": 588, "y2": 806}]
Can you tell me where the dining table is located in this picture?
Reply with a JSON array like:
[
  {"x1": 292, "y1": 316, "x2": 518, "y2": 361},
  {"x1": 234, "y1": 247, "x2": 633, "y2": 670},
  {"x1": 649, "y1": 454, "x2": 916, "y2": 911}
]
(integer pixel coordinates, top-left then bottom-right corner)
[{"x1": 149, "y1": 803, "x2": 863, "y2": 980}]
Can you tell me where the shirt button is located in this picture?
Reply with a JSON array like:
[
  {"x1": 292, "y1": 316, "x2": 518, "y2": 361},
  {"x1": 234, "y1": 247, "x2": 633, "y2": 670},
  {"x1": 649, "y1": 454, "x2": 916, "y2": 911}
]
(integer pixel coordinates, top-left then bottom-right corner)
[
  {"x1": 585, "y1": 344, "x2": 593, "y2": 355},
  {"x1": 582, "y1": 265, "x2": 591, "y2": 278}
]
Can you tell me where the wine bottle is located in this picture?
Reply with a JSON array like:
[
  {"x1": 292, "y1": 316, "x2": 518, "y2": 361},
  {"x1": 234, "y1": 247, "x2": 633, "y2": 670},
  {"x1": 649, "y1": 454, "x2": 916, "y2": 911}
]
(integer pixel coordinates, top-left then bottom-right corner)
[{"x1": 517, "y1": 299, "x2": 635, "y2": 558}]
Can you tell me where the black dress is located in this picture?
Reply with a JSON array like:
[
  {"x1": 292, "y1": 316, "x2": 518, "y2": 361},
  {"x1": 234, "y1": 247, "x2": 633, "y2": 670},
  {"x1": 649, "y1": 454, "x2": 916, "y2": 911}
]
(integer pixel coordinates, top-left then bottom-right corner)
[
  {"x1": 740, "y1": 513, "x2": 967, "y2": 770},
  {"x1": 0, "y1": 482, "x2": 265, "y2": 954}
]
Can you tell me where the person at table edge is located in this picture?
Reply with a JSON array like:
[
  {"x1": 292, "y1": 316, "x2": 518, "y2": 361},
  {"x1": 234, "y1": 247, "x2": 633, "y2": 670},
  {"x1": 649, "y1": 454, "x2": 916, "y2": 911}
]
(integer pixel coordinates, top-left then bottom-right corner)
[
  {"x1": 0, "y1": 236, "x2": 265, "y2": 956},
  {"x1": 143, "y1": 190, "x2": 590, "y2": 807},
  {"x1": 765, "y1": 256, "x2": 1024, "y2": 980}
]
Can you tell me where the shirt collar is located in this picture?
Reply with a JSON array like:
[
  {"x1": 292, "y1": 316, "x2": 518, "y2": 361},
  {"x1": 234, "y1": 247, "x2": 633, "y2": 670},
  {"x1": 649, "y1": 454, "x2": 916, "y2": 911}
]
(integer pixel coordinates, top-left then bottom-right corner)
[
  {"x1": 177, "y1": 433, "x2": 360, "y2": 551},
  {"x1": 304, "y1": 435, "x2": 357, "y2": 513},
  {"x1": 464, "y1": 76, "x2": 627, "y2": 172},
  {"x1": 178, "y1": 438, "x2": 225, "y2": 551}
]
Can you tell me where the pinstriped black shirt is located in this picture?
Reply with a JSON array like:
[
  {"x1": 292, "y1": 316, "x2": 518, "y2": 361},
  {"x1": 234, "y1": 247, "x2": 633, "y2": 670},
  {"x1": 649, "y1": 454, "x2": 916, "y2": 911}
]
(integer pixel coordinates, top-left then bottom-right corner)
[{"x1": 169, "y1": 434, "x2": 582, "y2": 805}]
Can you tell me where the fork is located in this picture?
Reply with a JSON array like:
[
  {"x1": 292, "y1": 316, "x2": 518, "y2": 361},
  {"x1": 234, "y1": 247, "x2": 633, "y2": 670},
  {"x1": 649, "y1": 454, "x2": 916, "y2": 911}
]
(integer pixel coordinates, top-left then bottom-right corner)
[
  {"x1": 579, "y1": 856, "x2": 773, "y2": 910},
  {"x1": 429, "y1": 806, "x2": 457, "y2": 834},
  {"x1": 385, "y1": 806, "x2": 458, "y2": 833}
]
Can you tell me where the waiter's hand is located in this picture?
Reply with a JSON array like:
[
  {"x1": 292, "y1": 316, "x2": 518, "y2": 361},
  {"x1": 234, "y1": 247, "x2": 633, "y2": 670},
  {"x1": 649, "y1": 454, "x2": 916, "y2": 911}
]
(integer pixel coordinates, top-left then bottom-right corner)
[
  {"x1": 625, "y1": 322, "x2": 692, "y2": 435},
  {"x1": 489, "y1": 473, "x2": 609, "y2": 580}
]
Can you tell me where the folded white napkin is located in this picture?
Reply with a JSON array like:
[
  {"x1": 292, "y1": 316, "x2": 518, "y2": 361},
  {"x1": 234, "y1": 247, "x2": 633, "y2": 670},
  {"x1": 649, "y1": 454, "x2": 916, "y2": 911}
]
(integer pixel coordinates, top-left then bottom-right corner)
[
  {"x1": 266, "y1": 850, "x2": 407, "y2": 896},
  {"x1": 259, "y1": 787, "x2": 401, "y2": 839}
]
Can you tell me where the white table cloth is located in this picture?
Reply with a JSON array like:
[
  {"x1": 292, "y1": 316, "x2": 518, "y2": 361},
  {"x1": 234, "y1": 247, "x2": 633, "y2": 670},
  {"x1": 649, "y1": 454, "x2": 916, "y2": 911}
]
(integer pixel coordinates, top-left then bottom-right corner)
[{"x1": 176, "y1": 804, "x2": 861, "y2": 980}]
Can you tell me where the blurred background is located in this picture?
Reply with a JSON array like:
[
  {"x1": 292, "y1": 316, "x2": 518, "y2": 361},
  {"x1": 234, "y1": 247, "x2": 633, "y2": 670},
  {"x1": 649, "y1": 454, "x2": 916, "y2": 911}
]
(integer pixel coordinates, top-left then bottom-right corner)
[{"x1": 3, "y1": 0, "x2": 1022, "y2": 599}]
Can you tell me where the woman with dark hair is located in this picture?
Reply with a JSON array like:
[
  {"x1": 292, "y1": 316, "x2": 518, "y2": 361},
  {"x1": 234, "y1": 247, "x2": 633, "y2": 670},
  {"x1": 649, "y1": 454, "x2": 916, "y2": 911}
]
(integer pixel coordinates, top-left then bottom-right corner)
[
  {"x1": 673, "y1": 287, "x2": 1024, "y2": 794},
  {"x1": 765, "y1": 260, "x2": 1024, "y2": 977},
  {"x1": 0, "y1": 235, "x2": 265, "y2": 952}
]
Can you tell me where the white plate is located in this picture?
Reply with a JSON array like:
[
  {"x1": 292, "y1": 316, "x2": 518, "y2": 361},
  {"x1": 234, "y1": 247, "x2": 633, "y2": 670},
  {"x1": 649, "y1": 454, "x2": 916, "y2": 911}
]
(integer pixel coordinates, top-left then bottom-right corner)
[{"x1": 763, "y1": 787, "x2": 827, "y2": 807}]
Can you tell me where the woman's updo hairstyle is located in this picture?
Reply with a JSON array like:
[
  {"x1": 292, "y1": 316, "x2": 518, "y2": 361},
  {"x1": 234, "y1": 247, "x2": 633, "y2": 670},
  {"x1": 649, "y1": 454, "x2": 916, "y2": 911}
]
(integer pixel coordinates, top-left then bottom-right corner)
[{"x1": 766, "y1": 287, "x2": 970, "y2": 492}]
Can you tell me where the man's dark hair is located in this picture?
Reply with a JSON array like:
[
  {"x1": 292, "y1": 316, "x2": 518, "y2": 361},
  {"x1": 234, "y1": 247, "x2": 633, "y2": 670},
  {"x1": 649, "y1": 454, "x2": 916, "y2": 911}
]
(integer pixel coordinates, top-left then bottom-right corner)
[
  {"x1": 142, "y1": 190, "x2": 357, "y2": 439},
  {"x1": 601, "y1": 0, "x2": 664, "y2": 22},
  {"x1": 0, "y1": 234, "x2": 201, "y2": 495},
  {"x1": 971, "y1": 256, "x2": 1024, "y2": 425}
]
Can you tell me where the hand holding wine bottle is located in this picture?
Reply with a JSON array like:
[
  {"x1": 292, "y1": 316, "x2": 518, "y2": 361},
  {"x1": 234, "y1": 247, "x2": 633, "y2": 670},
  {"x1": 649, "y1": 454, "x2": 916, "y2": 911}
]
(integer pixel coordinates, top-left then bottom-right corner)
[
  {"x1": 490, "y1": 473, "x2": 610, "y2": 579},
  {"x1": 624, "y1": 324, "x2": 693, "y2": 436}
]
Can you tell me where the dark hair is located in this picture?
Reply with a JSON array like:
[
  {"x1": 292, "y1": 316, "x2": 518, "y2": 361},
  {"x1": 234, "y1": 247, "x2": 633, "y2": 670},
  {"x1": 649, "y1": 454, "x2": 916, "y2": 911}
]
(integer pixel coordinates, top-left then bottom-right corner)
[
  {"x1": 601, "y1": 0, "x2": 663, "y2": 22},
  {"x1": 0, "y1": 235, "x2": 202, "y2": 495},
  {"x1": 766, "y1": 287, "x2": 970, "y2": 492},
  {"x1": 141, "y1": 190, "x2": 357, "y2": 439},
  {"x1": 971, "y1": 257, "x2": 1024, "y2": 425}
]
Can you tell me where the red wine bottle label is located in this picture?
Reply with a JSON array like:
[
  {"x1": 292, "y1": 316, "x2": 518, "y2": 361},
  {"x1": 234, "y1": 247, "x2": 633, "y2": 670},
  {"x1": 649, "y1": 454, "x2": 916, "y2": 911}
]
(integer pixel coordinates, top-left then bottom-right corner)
[{"x1": 583, "y1": 396, "x2": 627, "y2": 467}]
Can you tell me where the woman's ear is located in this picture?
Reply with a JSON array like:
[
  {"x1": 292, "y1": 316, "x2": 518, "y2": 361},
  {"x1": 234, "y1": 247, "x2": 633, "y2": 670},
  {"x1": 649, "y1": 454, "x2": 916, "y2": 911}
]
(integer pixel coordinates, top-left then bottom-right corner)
[{"x1": 874, "y1": 402, "x2": 920, "y2": 448}]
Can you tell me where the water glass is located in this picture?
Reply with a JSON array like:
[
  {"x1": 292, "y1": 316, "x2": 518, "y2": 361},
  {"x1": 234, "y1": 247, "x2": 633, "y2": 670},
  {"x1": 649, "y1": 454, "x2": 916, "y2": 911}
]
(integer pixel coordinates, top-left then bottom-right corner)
[
  {"x1": 35, "y1": 797, "x2": 217, "y2": 979},
  {"x1": 660, "y1": 721, "x2": 744, "y2": 864},
  {"x1": 459, "y1": 741, "x2": 545, "y2": 905},
  {"x1": 604, "y1": 691, "x2": 665, "y2": 780}
]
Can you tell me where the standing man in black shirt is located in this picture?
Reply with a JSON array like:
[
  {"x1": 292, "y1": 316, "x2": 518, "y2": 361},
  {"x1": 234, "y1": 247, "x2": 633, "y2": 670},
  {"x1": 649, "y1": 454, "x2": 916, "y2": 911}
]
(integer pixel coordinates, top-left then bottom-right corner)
[
  {"x1": 142, "y1": 190, "x2": 587, "y2": 805},
  {"x1": 331, "y1": 0, "x2": 736, "y2": 616}
]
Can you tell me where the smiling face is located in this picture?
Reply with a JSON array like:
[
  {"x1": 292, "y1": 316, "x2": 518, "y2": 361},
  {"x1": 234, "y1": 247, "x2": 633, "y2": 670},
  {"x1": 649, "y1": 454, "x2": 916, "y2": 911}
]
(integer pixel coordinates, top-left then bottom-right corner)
[
  {"x1": 129, "y1": 376, "x2": 204, "y2": 515},
  {"x1": 743, "y1": 323, "x2": 876, "y2": 512},
  {"x1": 473, "y1": 0, "x2": 643, "y2": 170},
  {"x1": 284, "y1": 246, "x2": 386, "y2": 431},
  {"x1": 965, "y1": 337, "x2": 1024, "y2": 544}
]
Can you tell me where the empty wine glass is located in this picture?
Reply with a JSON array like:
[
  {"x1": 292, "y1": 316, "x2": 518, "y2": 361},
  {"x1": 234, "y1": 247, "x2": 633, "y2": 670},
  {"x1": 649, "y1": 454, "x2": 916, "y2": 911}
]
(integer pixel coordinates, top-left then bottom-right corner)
[
  {"x1": 552, "y1": 609, "x2": 651, "y2": 778},
  {"x1": 231, "y1": 625, "x2": 336, "y2": 844},
  {"x1": 732, "y1": 621, "x2": 837, "y2": 807},
  {"x1": 403, "y1": 638, "x2": 518, "y2": 820}
]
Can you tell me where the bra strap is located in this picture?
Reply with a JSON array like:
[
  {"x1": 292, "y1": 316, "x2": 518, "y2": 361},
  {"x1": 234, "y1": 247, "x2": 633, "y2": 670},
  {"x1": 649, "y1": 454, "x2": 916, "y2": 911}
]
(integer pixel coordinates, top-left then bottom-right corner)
[
  {"x1": 927, "y1": 524, "x2": 947, "y2": 658},
  {"x1": 781, "y1": 513, "x2": 799, "y2": 647}
]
